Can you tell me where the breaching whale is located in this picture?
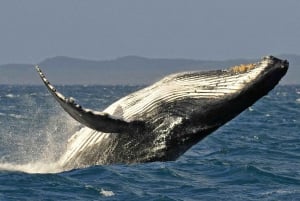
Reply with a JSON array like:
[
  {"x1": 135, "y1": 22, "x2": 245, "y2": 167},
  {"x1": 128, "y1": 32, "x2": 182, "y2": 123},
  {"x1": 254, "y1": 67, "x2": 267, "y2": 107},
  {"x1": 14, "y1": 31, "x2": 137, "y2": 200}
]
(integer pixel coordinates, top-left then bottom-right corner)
[{"x1": 35, "y1": 56, "x2": 288, "y2": 170}]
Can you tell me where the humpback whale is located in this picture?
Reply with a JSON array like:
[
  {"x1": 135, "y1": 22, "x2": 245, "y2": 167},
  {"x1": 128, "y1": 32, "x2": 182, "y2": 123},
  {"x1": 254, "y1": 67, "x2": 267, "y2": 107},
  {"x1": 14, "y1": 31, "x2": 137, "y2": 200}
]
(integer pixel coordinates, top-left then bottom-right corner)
[{"x1": 35, "y1": 56, "x2": 288, "y2": 170}]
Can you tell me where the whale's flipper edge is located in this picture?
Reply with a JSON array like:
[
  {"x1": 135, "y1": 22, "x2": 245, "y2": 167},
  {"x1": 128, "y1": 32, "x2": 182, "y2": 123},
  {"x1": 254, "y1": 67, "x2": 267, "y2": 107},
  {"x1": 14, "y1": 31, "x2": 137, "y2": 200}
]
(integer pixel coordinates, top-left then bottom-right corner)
[{"x1": 35, "y1": 65, "x2": 143, "y2": 133}]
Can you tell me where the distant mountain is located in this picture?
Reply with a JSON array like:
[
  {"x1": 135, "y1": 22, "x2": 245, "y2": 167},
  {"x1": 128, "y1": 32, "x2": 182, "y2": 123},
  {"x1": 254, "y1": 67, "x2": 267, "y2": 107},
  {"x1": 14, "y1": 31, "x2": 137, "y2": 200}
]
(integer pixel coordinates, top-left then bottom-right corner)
[{"x1": 0, "y1": 55, "x2": 298, "y2": 85}]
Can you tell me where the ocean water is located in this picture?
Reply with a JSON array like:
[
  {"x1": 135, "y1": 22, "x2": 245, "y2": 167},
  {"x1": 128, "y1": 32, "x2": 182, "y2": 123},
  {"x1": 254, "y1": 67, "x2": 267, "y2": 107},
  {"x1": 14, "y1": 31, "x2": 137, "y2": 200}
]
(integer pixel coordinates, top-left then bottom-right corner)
[{"x1": 0, "y1": 84, "x2": 299, "y2": 200}]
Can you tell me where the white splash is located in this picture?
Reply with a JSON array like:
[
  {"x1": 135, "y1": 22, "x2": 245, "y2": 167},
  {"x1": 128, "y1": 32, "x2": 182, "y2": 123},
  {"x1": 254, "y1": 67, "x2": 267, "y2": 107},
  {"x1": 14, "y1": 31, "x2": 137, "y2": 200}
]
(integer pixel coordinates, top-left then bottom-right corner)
[
  {"x1": 5, "y1": 94, "x2": 17, "y2": 98},
  {"x1": 100, "y1": 189, "x2": 115, "y2": 197},
  {"x1": 8, "y1": 113, "x2": 24, "y2": 119},
  {"x1": 0, "y1": 106, "x2": 79, "y2": 173},
  {"x1": 0, "y1": 161, "x2": 62, "y2": 174}
]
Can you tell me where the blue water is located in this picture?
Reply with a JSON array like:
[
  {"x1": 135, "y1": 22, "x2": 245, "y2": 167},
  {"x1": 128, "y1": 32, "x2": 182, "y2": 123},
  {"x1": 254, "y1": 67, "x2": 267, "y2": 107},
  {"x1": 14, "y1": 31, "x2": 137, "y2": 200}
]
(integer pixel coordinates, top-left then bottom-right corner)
[{"x1": 0, "y1": 85, "x2": 299, "y2": 200}]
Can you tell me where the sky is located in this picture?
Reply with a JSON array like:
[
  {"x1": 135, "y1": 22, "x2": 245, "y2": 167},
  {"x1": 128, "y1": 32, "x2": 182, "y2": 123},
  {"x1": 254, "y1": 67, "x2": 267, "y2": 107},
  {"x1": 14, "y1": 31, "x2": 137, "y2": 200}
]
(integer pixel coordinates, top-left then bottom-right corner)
[{"x1": 0, "y1": 0, "x2": 299, "y2": 65}]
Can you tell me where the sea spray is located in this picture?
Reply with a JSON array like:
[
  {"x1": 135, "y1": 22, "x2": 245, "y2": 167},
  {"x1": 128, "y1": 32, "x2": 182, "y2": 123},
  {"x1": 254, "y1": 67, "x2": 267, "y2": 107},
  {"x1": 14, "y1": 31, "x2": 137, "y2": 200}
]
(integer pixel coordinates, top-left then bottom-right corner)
[{"x1": 0, "y1": 91, "x2": 80, "y2": 173}]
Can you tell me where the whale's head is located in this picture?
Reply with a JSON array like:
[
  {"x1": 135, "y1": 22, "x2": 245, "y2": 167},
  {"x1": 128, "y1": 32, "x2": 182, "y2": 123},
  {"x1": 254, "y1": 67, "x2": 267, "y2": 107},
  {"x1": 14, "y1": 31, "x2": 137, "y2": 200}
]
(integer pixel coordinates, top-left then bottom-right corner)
[
  {"x1": 227, "y1": 55, "x2": 289, "y2": 97},
  {"x1": 163, "y1": 56, "x2": 288, "y2": 159}
]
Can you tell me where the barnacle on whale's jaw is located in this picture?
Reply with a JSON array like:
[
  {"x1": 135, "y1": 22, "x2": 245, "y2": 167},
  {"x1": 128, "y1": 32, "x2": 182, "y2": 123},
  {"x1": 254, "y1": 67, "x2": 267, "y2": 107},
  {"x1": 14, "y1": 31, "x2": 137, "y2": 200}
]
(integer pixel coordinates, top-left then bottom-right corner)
[{"x1": 230, "y1": 63, "x2": 257, "y2": 74}]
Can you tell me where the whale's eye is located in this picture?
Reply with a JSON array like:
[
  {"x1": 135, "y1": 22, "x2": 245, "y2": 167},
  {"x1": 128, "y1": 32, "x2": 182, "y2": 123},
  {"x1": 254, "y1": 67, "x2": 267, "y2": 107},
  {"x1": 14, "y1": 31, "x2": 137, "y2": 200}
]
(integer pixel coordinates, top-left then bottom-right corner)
[{"x1": 230, "y1": 63, "x2": 256, "y2": 74}]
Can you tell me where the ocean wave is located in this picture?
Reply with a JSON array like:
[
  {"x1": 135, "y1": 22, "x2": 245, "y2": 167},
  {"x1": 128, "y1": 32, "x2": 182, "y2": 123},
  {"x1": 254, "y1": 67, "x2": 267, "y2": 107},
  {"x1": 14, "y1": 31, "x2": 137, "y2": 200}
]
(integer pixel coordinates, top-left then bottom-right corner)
[
  {"x1": 0, "y1": 85, "x2": 299, "y2": 200},
  {"x1": 260, "y1": 189, "x2": 300, "y2": 197},
  {"x1": 244, "y1": 165, "x2": 300, "y2": 185}
]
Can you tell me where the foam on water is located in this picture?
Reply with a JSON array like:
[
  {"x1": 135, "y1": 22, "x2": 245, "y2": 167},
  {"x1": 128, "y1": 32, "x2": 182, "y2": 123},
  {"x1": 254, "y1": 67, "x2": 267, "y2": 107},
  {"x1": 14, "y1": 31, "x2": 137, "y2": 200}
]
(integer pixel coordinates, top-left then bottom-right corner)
[
  {"x1": 0, "y1": 161, "x2": 62, "y2": 174},
  {"x1": 8, "y1": 114, "x2": 24, "y2": 119},
  {"x1": 5, "y1": 94, "x2": 17, "y2": 98},
  {"x1": 100, "y1": 188, "x2": 115, "y2": 197}
]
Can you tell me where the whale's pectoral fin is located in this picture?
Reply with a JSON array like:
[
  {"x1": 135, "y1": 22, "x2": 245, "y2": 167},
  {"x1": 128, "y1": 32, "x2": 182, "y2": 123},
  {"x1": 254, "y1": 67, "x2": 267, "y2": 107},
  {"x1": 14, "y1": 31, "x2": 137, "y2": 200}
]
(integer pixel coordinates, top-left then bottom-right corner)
[{"x1": 35, "y1": 65, "x2": 144, "y2": 133}]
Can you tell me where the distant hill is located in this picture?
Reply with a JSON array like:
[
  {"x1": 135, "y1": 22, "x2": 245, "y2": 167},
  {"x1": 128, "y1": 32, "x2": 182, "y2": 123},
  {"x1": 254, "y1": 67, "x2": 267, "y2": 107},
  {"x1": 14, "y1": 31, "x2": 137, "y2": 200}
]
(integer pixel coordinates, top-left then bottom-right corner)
[{"x1": 0, "y1": 55, "x2": 298, "y2": 85}]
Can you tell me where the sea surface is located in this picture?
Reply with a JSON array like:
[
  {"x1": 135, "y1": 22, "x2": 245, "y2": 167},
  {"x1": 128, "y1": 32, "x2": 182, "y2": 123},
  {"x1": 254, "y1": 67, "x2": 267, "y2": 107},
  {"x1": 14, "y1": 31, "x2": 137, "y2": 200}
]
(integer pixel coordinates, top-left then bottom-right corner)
[{"x1": 0, "y1": 85, "x2": 299, "y2": 201}]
